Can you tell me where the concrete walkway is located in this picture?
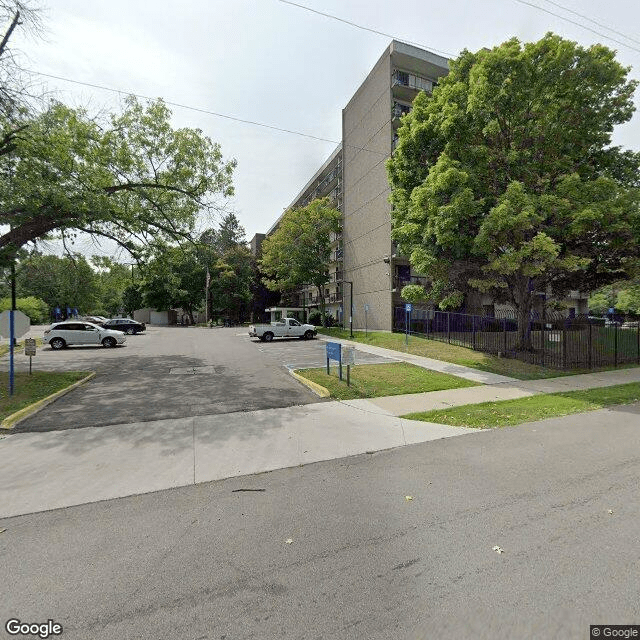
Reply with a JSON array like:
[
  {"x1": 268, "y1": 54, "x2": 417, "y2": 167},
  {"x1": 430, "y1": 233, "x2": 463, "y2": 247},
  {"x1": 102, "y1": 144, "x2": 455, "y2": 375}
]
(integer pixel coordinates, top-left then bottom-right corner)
[
  {"x1": 2, "y1": 331, "x2": 639, "y2": 520},
  {"x1": 316, "y1": 334, "x2": 519, "y2": 384},
  {"x1": 343, "y1": 364, "x2": 640, "y2": 416},
  {"x1": 0, "y1": 401, "x2": 474, "y2": 519}
]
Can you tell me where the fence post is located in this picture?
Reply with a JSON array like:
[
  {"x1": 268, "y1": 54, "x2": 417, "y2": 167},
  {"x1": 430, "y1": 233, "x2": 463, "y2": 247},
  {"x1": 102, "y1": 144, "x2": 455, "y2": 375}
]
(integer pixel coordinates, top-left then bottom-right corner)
[
  {"x1": 588, "y1": 322, "x2": 592, "y2": 369},
  {"x1": 447, "y1": 312, "x2": 451, "y2": 344},
  {"x1": 614, "y1": 323, "x2": 618, "y2": 368},
  {"x1": 562, "y1": 326, "x2": 567, "y2": 369},
  {"x1": 541, "y1": 320, "x2": 545, "y2": 367},
  {"x1": 637, "y1": 322, "x2": 639, "y2": 365},
  {"x1": 472, "y1": 315, "x2": 476, "y2": 350},
  {"x1": 503, "y1": 318, "x2": 507, "y2": 354}
]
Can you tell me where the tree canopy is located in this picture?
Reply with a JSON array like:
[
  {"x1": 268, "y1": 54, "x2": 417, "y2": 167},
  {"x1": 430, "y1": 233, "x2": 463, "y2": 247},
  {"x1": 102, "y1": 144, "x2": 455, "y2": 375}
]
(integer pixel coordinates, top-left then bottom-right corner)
[
  {"x1": 259, "y1": 198, "x2": 341, "y2": 323},
  {"x1": 0, "y1": 96, "x2": 236, "y2": 264},
  {"x1": 141, "y1": 244, "x2": 207, "y2": 323},
  {"x1": 387, "y1": 33, "x2": 640, "y2": 348},
  {"x1": 16, "y1": 252, "x2": 99, "y2": 311},
  {"x1": 138, "y1": 213, "x2": 254, "y2": 323}
]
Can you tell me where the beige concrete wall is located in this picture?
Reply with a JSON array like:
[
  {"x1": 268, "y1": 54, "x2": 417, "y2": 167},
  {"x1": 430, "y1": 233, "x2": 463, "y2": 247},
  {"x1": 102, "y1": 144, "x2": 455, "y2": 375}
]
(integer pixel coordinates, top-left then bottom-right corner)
[{"x1": 342, "y1": 47, "x2": 393, "y2": 331}]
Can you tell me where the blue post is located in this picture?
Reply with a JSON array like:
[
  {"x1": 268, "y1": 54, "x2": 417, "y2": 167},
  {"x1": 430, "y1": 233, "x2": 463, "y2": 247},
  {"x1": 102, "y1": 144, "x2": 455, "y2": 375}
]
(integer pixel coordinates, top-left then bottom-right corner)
[{"x1": 9, "y1": 309, "x2": 14, "y2": 396}]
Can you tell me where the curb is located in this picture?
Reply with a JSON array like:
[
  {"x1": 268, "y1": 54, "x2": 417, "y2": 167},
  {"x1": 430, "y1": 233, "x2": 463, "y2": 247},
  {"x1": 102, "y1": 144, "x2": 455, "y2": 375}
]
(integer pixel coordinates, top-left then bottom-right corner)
[
  {"x1": 289, "y1": 369, "x2": 331, "y2": 398},
  {"x1": 1, "y1": 372, "x2": 96, "y2": 430}
]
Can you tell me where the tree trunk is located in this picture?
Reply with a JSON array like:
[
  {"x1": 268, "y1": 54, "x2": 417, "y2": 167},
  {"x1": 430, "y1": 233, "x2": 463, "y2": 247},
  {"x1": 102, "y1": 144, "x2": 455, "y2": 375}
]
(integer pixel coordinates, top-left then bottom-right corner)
[
  {"x1": 317, "y1": 285, "x2": 327, "y2": 327},
  {"x1": 515, "y1": 304, "x2": 533, "y2": 351}
]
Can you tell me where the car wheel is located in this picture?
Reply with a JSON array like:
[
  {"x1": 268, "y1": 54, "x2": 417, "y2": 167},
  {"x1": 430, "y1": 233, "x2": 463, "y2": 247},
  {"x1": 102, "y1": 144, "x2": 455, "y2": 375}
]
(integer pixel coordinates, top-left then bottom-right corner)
[
  {"x1": 125, "y1": 327, "x2": 134, "y2": 335},
  {"x1": 304, "y1": 330, "x2": 315, "y2": 340},
  {"x1": 263, "y1": 332, "x2": 274, "y2": 342},
  {"x1": 50, "y1": 337, "x2": 66, "y2": 350},
  {"x1": 102, "y1": 337, "x2": 117, "y2": 348}
]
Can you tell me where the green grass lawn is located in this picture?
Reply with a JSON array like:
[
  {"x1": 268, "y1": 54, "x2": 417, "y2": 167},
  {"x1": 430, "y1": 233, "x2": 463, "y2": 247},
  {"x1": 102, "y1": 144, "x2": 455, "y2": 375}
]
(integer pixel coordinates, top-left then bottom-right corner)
[
  {"x1": 0, "y1": 371, "x2": 91, "y2": 422},
  {"x1": 318, "y1": 328, "x2": 639, "y2": 380},
  {"x1": 403, "y1": 382, "x2": 640, "y2": 429},
  {"x1": 0, "y1": 337, "x2": 43, "y2": 358},
  {"x1": 296, "y1": 361, "x2": 478, "y2": 400}
]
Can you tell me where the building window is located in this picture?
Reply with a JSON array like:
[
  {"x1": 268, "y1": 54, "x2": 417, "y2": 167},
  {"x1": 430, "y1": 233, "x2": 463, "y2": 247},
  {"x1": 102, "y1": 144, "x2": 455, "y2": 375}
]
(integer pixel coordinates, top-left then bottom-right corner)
[{"x1": 395, "y1": 70, "x2": 409, "y2": 86}]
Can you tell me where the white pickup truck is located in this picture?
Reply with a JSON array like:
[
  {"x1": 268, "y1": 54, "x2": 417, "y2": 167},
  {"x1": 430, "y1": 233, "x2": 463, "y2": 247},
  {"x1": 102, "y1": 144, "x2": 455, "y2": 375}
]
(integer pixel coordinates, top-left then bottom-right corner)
[{"x1": 248, "y1": 318, "x2": 317, "y2": 342}]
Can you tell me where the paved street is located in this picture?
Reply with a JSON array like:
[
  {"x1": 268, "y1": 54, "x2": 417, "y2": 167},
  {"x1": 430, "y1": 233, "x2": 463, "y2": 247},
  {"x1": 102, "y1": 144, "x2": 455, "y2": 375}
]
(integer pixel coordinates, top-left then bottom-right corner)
[{"x1": 3, "y1": 407, "x2": 640, "y2": 640}]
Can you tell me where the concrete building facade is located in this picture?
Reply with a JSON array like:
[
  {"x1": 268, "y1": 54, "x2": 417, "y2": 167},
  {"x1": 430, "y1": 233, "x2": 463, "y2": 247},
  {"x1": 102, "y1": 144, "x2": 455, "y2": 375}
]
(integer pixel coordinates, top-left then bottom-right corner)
[
  {"x1": 252, "y1": 40, "x2": 586, "y2": 330},
  {"x1": 342, "y1": 42, "x2": 448, "y2": 331},
  {"x1": 253, "y1": 40, "x2": 448, "y2": 330}
]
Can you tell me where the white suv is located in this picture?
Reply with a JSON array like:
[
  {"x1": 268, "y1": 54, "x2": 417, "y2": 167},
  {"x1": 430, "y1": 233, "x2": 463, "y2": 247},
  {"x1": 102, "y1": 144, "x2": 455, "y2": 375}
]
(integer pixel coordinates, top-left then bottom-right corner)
[{"x1": 44, "y1": 321, "x2": 127, "y2": 350}]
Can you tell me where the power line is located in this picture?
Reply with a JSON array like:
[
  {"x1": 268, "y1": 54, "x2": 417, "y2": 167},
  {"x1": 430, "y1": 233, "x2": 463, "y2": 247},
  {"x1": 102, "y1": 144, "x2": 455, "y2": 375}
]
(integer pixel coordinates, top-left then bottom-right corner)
[
  {"x1": 28, "y1": 69, "x2": 387, "y2": 156},
  {"x1": 512, "y1": 0, "x2": 640, "y2": 54},
  {"x1": 540, "y1": 0, "x2": 640, "y2": 47},
  {"x1": 277, "y1": 0, "x2": 454, "y2": 58}
]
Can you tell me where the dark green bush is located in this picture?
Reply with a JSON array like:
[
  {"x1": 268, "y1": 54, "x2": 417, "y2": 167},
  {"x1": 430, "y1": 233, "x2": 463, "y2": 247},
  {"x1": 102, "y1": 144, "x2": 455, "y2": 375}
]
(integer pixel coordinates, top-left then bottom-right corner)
[{"x1": 0, "y1": 297, "x2": 49, "y2": 324}]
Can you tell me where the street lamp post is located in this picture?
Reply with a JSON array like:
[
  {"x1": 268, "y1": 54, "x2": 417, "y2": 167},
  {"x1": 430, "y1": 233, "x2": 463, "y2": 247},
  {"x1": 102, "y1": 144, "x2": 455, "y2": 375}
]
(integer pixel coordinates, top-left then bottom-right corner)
[{"x1": 343, "y1": 280, "x2": 353, "y2": 338}]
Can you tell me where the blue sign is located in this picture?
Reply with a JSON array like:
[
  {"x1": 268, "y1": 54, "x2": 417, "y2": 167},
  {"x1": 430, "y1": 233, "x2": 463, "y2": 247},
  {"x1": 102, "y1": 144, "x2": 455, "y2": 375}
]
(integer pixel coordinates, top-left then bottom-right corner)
[
  {"x1": 326, "y1": 342, "x2": 341, "y2": 362},
  {"x1": 405, "y1": 303, "x2": 412, "y2": 312},
  {"x1": 609, "y1": 308, "x2": 615, "y2": 314}
]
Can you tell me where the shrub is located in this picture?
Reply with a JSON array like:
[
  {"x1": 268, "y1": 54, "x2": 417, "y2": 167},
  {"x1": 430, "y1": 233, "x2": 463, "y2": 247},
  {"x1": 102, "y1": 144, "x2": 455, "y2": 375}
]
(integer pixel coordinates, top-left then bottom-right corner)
[
  {"x1": 307, "y1": 310, "x2": 336, "y2": 326},
  {"x1": 0, "y1": 296, "x2": 50, "y2": 323},
  {"x1": 308, "y1": 311, "x2": 322, "y2": 326}
]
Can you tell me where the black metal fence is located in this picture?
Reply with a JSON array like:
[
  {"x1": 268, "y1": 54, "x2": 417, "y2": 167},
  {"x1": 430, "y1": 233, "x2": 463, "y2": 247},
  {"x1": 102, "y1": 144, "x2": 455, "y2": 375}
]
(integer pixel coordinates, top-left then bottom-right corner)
[{"x1": 393, "y1": 307, "x2": 640, "y2": 370}]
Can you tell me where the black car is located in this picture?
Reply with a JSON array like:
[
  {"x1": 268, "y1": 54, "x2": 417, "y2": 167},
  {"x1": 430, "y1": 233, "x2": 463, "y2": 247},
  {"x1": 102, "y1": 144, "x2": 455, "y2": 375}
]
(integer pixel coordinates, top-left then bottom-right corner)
[{"x1": 103, "y1": 318, "x2": 146, "y2": 335}]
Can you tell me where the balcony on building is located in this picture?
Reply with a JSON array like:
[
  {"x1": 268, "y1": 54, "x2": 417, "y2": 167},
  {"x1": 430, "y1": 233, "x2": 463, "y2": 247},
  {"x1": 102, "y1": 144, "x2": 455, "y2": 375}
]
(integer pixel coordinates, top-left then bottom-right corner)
[
  {"x1": 392, "y1": 269, "x2": 429, "y2": 293},
  {"x1": 392, "y1": 101, "x2": 412, "y2": 127},
  {"x1": 392, "y1": 69, "x2": 433, "y2": 102}
]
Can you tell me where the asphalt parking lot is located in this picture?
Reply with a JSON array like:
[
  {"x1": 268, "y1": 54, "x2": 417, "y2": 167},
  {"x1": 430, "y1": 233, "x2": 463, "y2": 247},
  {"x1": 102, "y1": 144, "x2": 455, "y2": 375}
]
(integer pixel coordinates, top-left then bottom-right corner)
[
  {"x1": 7, "y1": 326, "x2": 393, "y2": 432},
  {"x1": 242, "y1": 332, "x2": 394, "y2": 370}
]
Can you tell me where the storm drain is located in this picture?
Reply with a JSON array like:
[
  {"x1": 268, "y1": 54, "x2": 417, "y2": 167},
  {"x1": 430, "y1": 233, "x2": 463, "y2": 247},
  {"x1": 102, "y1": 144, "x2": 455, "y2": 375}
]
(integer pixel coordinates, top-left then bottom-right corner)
[{"x1": 169, "y1": 366, "x2": 226, "y2": 375}]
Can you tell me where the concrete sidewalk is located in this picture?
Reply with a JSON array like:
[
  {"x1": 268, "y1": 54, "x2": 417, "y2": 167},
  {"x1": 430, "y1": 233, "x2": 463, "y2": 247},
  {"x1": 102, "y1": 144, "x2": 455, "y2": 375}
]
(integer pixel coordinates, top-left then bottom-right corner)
[
  {"x1": 0, "y1": 401, "x2": 473, "y2": 519},
  {"x1": 3, "y1": 330, "x2": 639, "y2": 519},
  {"x1": 345, "y1": 365, "x2": 640, "y2": 416},
  {"x1": 316, "y1": 334, "x2": 518, "y2": 384}
]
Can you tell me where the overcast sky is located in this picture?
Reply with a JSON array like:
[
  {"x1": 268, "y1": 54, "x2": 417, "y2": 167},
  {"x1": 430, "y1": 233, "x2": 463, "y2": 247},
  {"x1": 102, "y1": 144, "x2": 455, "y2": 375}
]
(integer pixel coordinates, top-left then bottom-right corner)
[{"x1": 11, "y1": 0, "x2": 640, "y2": 258}]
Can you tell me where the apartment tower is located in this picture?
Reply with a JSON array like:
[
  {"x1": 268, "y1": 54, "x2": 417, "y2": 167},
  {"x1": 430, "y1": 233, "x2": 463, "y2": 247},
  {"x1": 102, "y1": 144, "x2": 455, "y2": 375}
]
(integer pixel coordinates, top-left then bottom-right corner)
[{"x1": 254, "y1": 41, "x2": 450, "y2": 330}]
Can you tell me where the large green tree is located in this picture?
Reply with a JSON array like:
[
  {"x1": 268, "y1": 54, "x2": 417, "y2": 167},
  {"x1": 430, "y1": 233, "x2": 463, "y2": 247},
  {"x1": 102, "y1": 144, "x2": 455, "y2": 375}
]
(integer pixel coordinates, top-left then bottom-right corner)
[
  {"x1": 0, "y1": 96, "x2": 236, "y2": 264},
  {"x1": 201, "y1": 213, "x2": 254, "y2": 322},
  {"x1": 141, "y1": 245, "x2": 207, "y2": 324},
  {"x1": 16, "y1": 252, "x2": 98, "y2": 312},
  {"x1": 200, "y1": 212, "x2": 247, "y2": 254},
  {"x1": 260, "y1": 198, "x2": 341, "y2": 325},
  {"x1": 208, "y1": 244, "x2": 254, "y2": 322},
  {"x1": 387, "y1": 33, "x2": 640, "y2": 349},
  {"x1": 92, "y1": 256, "x2": 134, "y2": 316}
]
